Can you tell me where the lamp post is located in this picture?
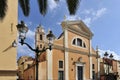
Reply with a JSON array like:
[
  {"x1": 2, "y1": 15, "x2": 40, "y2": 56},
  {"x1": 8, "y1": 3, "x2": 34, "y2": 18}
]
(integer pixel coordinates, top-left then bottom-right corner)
[
  {"x1": 16, "y1": 21, "x2": 55, "y2": 80},
  {"x1": 104, "y1": 52, "x2": 113, "y2": 74}
]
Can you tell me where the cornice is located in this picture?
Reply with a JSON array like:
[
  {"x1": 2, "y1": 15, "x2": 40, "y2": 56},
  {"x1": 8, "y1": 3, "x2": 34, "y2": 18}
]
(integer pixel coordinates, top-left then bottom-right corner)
[
  {"x1": 53, "y1": 44, "x2": 98, "y2": 57},
  {"x1": 0, "y1": 70, "x2": 17, "y2": 74}
]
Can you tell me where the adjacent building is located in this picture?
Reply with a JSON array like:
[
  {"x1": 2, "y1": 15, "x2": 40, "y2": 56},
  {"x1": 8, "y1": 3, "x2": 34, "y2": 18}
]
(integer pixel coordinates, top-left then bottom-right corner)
[
  {"x1": 21, "y1": 20, "x2": 100, "y2": 80},
  {"x1": 117, "y1": 61, "x2": 120, "y2": 79},
  {"x1": 100, "y1": 57, "x2": 119, "y2": 80},
  {"x1": 17, "y1": 56, "x2": 34, "y2": 80},
  {"x1": 0, "y1": 0, "x2": 18, "y2": 80}
]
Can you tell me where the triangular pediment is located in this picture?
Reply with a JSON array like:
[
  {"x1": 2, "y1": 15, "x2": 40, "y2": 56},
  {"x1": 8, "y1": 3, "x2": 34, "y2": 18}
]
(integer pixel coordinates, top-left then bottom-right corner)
[{"x1": 61, "y1": 20, "x2": 93, "y2": 39}]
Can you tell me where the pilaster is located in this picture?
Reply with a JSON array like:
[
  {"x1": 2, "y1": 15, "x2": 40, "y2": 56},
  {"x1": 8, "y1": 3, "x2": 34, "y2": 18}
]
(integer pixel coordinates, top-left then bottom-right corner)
[
  {"x1": 89, "y1": 40, "x2": 92, "y2": 79},
  {"x1": 63, "y1": 26, "x2": 69, "y2": 80},
  {"x1": 46, "y1": 49, "x2": 53, "y2": 80},
  {"x1": 97, "y1": 48, "x2": 100, "y2": 80}
]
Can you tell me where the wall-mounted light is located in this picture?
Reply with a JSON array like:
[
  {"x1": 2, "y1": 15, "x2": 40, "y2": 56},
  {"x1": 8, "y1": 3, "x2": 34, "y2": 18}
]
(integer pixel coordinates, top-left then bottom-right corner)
[{"x1": 12, "y1": 40, "x2": 17, "y2": 47}]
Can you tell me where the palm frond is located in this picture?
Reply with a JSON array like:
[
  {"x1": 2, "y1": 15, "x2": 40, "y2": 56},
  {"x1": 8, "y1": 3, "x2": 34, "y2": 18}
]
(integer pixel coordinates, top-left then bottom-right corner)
[
  {"x1": 19, "y1": 0, "x2": 30, "y2": 16},
  {"x1": 38, "y1": 0, "x2": 48, "y2": 16},
  {"x1": 54, "y1": 0, "x2": 59, "y2": 3},
  {"x1": 0, "y1": 0, "x2": 8, "y2": 20},
  {"x1": 66, "y1": 0, "x2": 80, "y2": 15}
]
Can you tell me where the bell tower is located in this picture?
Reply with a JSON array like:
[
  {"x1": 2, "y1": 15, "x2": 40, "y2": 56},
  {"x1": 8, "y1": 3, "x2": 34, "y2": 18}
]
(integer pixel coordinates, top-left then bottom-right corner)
[{"x1": 35, "y1": 25, "x2": 45, "y2": 50}]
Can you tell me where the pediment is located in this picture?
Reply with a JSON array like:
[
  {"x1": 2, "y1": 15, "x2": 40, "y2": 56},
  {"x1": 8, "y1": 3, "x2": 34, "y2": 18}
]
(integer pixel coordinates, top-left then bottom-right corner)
[{"x1": 61, "y1": 20, "x2": 93, "y2": 38}]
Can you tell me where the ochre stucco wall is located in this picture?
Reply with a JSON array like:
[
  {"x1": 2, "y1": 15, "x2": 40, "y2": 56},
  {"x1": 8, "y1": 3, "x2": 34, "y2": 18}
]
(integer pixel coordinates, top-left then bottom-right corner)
[
  {"x1": 68, "y1": 31, "x2": 89, "y2": 53},
  {"x1": 112, "y1": 60, "x2": 118, "y2": 73},
  {"x1": 51, "y1": 21, "x2": 98, "y2": 80},
  {"x1": 0, "y1": 0, "x2": 18, "y2": 80},
  {"x1": 39, "y1": 61, "x2": 47, "y2": 80},
  {"x1": 52, "y1": 49, "x2": 64, "y2": 80},
  {"x1": 24, "y1": 65, "x2": 35, "y2": 80},
  {"x1": 69, "y1": 52, "x2": 90, "y2": 79}
]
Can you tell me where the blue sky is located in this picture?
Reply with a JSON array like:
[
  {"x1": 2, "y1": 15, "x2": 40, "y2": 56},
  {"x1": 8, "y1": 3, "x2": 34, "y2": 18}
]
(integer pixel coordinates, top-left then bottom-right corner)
[{"x1": 18, "y1": 0, "x2": 120, "y2": 60}]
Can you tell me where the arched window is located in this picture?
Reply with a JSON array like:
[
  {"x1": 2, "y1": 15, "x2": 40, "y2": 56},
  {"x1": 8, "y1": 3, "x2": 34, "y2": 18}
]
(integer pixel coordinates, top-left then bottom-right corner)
[
  {"x1": 73, "y1": 39, "x2": 76, "y2": 45},
  {"x1": 77, "y1": 38, "x2": 82, "y2": 47},
  {"x1": 72, "y1": 38, "x2": 86, "y2": 48},
  {"x1": 83, "y1": 42, "x2": 86, "y2": 48}
]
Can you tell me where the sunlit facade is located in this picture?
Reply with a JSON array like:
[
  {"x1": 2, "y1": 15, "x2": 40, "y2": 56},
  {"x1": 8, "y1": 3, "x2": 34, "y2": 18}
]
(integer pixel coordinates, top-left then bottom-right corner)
[
  {"x1": 23, "y1": 20, "x2": 100, "y2": 80},
  {"x1": 0, "y1": 0, "x2": 18, "y2": 80}
]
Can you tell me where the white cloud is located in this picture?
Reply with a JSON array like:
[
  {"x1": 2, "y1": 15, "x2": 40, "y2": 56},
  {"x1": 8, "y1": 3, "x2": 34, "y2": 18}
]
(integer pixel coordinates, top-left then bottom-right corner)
[
  {"x1": 17, "y1": 43, "x2": 35, "y2": 59},
  {"x1": 98, "y1": 49, "x2": 120, "y2": 60},
  {"x1": 48, "y1": 0, "x2": 66, "y2": 11},
  {"x1": 26, "y1": 29, "x2": 35, "y2": 40},
  {"x1": 65, "y1": 15, "x2": 81, "y2": 21},
  {"x1": 26, "y1": 21, "x2": 32, "y2": 26},
  {"x1": 84, "y1": 10, "x2": 91, "y2": 14},
  {"x1": 17, "y1": 29, "x2": 35, "y2": 59},
  {"x1": 93, "y1": 8, "x2": 107, "y2": 20},
  {"x1": 17, "y1": 22, "x2": 35, "y2": 59},
  {"x1": 82, "y1": 9, "x2": 93, "y2": 15},
  {"x1": 48, "y1": 0, "x2": 58, "y2": 10},
  {"x1": 83, "y1": 17, "x2": 92, "y2": 27},
  {"x1": 82, "y1": 8, "x2": 107, "y2": 27}
]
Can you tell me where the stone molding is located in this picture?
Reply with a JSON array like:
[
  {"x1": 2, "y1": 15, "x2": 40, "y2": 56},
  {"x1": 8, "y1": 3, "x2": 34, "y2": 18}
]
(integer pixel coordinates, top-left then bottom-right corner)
[{"x1": 53, "y1": 44, "x2": 98, "y2": 57}]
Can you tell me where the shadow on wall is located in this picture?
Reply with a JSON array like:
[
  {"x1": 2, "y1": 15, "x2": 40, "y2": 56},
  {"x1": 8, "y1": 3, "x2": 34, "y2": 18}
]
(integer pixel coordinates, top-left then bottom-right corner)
[
  {"x1": 2, "y1": 45, "x2": 13, "y2": 53},
  {"x1": 2, "y1": 45, "x2": 12, "y2": 53}
]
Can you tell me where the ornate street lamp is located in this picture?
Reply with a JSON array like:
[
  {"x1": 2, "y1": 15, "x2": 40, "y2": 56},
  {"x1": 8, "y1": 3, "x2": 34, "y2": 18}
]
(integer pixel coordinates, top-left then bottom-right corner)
[
  {"x1": 16, "y1": 21, "x2": 28, "y2": 42},
  {"x1": 109, "y1": 53, "x2": 113, "y2": 60},
  {"x1": 16, "y1": 21, "x2": 55, "y2": 80},
  {"x1": 104, "y1": 52, "x2": 109, "y2": 58}
]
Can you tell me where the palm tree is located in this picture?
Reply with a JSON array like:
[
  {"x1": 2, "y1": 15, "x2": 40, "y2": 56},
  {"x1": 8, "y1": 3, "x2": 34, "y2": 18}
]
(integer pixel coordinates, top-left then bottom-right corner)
[
  {"x1": 37, "y1": 0, "x2": 47, "y2": 16},
  {"x1": 19, "y1": 0, "x2": 30, "y2": 16},
  {"x1": 19, "y1": 0, "x2": 80, "y2": 17},
  {"x1": 0, "y1": 0, "x2": 80, "y2": 20},
  {"x1": 66, "y1": 0, "x2": 80, "y2": 15},
  {"x1": 0, "y1": 0, "x2": 8, "y2": 20}
]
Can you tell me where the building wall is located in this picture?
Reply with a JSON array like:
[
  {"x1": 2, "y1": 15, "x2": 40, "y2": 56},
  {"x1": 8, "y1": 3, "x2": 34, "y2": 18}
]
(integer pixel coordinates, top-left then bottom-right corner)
[
  {"x1": 69, "y1": 52, "x2": 90, "y2": 79},
  {"x1": 67, "y1": 27, "x2": 89, "y2": 53},
  {"x1": 23, "y1": 20, "x2": 99, "y2": 80},
  {"x1": 117, "y1": 61, "x2": 120, "y2": 79},
  {"x1": 17, "y1": 56, "x2": 30, "y2": 66},
  {"x1": 24, "y1": 65, "x2": 35, "y2": 80},
  {"x1": 112, "y1": 60, "x2": 118, "y2": 73},
  {"x1": 100, "y1": 62, "x2": 104, "y2": 75},
  {"x1": 38, "y1": 61, "x2": 47, "y2": 80},
  {"x1": 0, "y1": 0, "x2": 18, "y2": 80},
  {"x1": 51, "y1": 20, "x2": 98, "y2": 80},
  {"x1": 92, "y1": 56, "x2": 98, "y2": 79},
  {"x1": 17, "y1": 56, "x2": 34, "y2": 79},
  {"x1": 52, "y1": 49, "x2": 64, "y2": 80},
  {"x1": 0, "y1": 72, "x2": 17, "y2": 80}
]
